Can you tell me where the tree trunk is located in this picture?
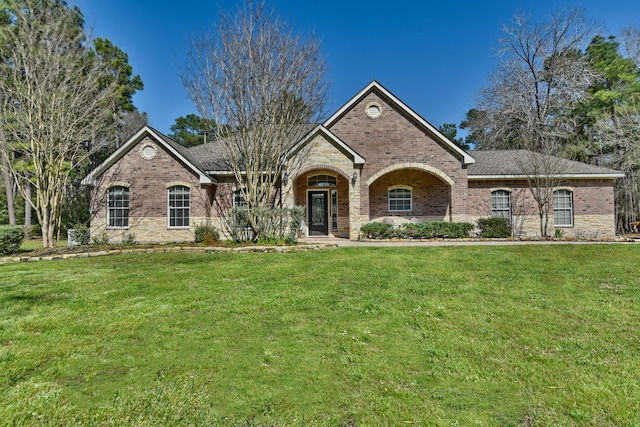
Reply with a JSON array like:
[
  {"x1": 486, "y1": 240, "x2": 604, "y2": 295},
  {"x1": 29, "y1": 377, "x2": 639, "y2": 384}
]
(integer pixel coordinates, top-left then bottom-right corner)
[
  {"x1": 24, "y1": 181, "x2": 32, "y2": 237},
  {"x1": 1, "y1": 151, "x2": 16, "y2": 225}
]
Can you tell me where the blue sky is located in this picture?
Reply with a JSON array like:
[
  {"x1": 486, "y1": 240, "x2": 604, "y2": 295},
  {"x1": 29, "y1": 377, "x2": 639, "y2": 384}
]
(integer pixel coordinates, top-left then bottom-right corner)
[{"x1": 76, "y1": 1, "x2": 640, "y2": 136}]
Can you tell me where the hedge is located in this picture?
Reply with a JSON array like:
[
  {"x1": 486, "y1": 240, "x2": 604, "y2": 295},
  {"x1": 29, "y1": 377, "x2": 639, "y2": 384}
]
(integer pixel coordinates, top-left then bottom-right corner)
[
  {"x1": 477, "y1": 217, "x2": 512, "y2": 238},
  {"x1": 360, "y1": 221, "x2": 473, "y2": 239}
]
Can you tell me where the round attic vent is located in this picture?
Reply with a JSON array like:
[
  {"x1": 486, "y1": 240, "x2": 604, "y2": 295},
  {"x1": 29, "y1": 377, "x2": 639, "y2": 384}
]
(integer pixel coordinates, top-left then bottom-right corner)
[
  {"x1": 140, "y1": 143, "x2": 157, "y2": 160},
  {"x1": 365, "y1": 103, "x2": 382, "y2": 119}
]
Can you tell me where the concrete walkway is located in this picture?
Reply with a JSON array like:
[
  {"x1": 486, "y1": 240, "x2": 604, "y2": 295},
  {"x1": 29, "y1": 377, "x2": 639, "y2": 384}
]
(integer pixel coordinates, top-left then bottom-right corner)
[{"x1": 299, "y1": 237, "x2": 635, "y2": 247}]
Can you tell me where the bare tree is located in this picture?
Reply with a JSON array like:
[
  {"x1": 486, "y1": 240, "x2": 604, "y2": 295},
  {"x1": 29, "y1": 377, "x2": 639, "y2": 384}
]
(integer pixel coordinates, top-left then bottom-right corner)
[
  {"x1": 621, "y1": 26, "x2": 640, "y2": 70},
  {"x1": 0, "y1": 1, "x2": 117, "y2": 247},
  {"x1": 182, "y1": 1, "x2": 328, "y2": 239},
  {"x1": 591, "y1": 99, "x2": 640, "y2": 232},
  {"x1": 474, "y1": 8, "x2": 598, "y2": 236}
]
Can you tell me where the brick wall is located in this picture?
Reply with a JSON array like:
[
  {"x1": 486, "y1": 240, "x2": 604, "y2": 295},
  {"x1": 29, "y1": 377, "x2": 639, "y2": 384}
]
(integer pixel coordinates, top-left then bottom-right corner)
[
  {"x1": 90, "y1": 135, "x2": 214, "y2": 243},
  {"x1": 467, "y1": 178, "x2": 617, "y2": 237},
  {"x1": 327, "y1": 91, "x2": 468, "y2": 221}
]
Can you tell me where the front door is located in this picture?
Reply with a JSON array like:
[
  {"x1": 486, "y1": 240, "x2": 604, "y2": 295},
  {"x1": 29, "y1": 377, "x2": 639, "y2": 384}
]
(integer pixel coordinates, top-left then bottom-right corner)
[{"x1": 309, "y1": 191, "x2": 329, "y2": 236}]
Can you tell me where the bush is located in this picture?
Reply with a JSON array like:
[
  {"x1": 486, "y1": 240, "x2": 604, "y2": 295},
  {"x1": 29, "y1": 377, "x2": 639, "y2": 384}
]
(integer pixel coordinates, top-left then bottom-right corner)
[
  {"x1": 225, "y1": 206, "x2": 304, "y2": 243},
  {"x1": 194, "y1": 222, "x2": 220, "y2": 245},
  {"x1": 404, "y1": 221, "x2": 473, "y2": 239},
  {"x1": 92, "y1": 232, "x2": 110, "y2": 245},
  {"x1": 360, "y1": 222, "x2": 394, "y2": 239},
  {"x1": 68, "y1": 223, "x2": 90, "y2": 245},
  {"x1": 477, "y1": 217, "x2": 512, "y2": 238},
  {"x1": 0, "y1": 225, "x2": 25, "y2": 256},
  {"x1": 361, "y1": 221, "x2": 474, "y2": 240},
  {"x1": 122, "y1": 232, "x2": 137, "y2": 246}
]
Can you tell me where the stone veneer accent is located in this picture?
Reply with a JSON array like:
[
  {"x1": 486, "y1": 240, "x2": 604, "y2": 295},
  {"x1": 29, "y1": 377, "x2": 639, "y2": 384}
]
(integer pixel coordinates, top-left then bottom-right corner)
[
  {"x1": 284, "y1": 132, "x2": 362, "y2": 239},
  {"x1": 90, "y1": 216, "x2": 220, "y2": 243}
]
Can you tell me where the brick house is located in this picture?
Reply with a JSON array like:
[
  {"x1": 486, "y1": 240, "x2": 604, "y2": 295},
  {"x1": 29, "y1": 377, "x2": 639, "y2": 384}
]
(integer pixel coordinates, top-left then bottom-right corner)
[{"x1": 82, "y1": 81, "x2": 624, "y2": 242}]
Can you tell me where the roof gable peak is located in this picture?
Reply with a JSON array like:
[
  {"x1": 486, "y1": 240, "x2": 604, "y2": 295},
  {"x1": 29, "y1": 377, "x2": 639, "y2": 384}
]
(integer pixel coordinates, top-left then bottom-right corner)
[{"x1": 324, "y1": 81, "x2": 474, "y2": 165}]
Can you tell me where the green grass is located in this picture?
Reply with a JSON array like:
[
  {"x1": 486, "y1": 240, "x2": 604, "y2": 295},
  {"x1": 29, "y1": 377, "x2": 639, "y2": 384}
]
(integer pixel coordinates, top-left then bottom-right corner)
[
  {"x1": 18, "y1": 239, "x2": 68, "y2": 252},
  {"x1": 1, "y1": 245, "x2": 639, "y2": 425}
]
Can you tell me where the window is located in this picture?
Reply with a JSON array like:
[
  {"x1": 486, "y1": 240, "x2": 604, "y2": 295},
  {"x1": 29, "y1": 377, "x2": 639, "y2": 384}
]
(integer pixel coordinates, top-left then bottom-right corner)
[
  {"x1": 491, "y1": 190, "x2": 511, "y2": 220},
  {"x1": 388, "y1": 187, "x2": 412, "y2": 212},
  {"x1": 233, "y1": 190, "x2": 246, "y2": 208},
  {"x1": 308, "y1": 174, "x2": 337, "y2": 187},
  {"x1": 331, "y1": 189, "x2": 338, "y2": 231},
  {"x1": 554, "y1": 189, "x2": 573, "y2": 226},
  {"x1": 168, "y1": 185, "x2": 190, "y2": 228},
  {"x1": 107, "y1": 186, "x2": 129, "y2": 228}
]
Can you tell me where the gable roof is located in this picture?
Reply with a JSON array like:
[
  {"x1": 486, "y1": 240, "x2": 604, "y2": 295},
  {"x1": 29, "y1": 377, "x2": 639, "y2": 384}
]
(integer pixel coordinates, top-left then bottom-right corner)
[
  {"x1": 81, "y1": 126, "x2": 215, "y2": 185},
  {"x1": 323, "y1": 80, "x2": 475, "y2": 166},
  {"x1": 468, "y1": 150, "x2": 625, "y2": 179},
  {"x1": 286, "y1": 125, "x2": 365, "y2": 165}
]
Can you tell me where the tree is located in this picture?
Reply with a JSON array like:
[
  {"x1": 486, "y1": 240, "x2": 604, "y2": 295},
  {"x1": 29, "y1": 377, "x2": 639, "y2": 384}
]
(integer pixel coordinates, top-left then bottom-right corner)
[
  {"x1": 621, "y1": 26, "x2": 640, "y2": 70},
  {"x1": 182, "y1": 1, "x2": 328, "y2": 239},
  {"x1": 437, "y1": 123, "x2": 470, "y2": 150},
  {"x1": 0, "y1": 0, "x2": 119, "y2": 247},
  {"x1": 468, "y1": 8, "x2": 598, "y2": 236},
  {"x1": 168, "y1": 113, "x2": 217, "y2": 147},
  {"x1": 90, "y1": 37, "x2": 144, "y2": 150},
  {"x1": 582, "y1": 33, "x2": 640, "y2": 232}
]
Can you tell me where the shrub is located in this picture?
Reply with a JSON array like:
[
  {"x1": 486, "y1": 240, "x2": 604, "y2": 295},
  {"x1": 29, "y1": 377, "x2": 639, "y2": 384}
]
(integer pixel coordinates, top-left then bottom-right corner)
[
  {"x1": 477, "y1": 217, "x2": 512, "y2": 238},
  {"x1": 361, "y1": 221, "x2": 473, "y2": 240},
  {"x1": 194, "y1": 222, "x2": 220, "y2": 245},
  {"x1": 225, "y1": 206, "x2": 304, "y2": 243},
  {"x1": 92, "y1": 232, "x2": 110, "y2": 245},
  {"x1": 404, "y1": 221, "x2": 473, "y2": 239},
  {"x1": 360, "y1": 222, "x2": 393, "y2": 239},
  {"x1": 0, "y1": 225, "x2": 25, "y2": 256},
  {"x1": 68, "y1": 223, "x2": 90, "y2": 245},
  {"x1": 122, "y1": 232, "x2": 137, "y2": 246}
]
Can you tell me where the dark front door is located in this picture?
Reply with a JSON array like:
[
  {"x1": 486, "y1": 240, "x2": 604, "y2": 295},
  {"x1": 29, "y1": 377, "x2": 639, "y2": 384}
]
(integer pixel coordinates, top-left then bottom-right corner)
[{"x1": 309, "y1": 191, "x2": 328, "y2": 236}]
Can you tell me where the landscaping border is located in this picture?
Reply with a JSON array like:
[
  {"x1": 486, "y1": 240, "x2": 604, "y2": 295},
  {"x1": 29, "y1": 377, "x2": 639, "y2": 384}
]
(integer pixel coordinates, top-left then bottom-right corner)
[{"x1": 0, "y1": 243, "x2": 339, "y2": 265}]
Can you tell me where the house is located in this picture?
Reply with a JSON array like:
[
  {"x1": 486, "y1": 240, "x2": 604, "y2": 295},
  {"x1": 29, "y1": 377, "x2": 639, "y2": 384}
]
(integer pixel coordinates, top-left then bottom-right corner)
[{"x1": 82, "y1": 81, "x2": 624, "y2": 242}]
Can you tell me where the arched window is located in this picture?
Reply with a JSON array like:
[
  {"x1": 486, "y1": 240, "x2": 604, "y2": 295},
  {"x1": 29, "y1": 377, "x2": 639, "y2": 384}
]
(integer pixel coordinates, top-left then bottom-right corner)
[
  {"x1": 107, "y1": 186, "x2": 129, "y2": 228},
  {"x1": 554, "y1": 189, "x2": 573, "y2": 226},
  {"x1": 168, "y1": 185, "x2": 190, "y2": 228},
  {"x1": 491, "y1": 190, "x2": 511, "y2": 220},
  {"x1": 308, "y1": 174, "x2": 337, "y2": 187},
  {"x1": 388, "y1": 186, "x2": 412, "y2": 212}
]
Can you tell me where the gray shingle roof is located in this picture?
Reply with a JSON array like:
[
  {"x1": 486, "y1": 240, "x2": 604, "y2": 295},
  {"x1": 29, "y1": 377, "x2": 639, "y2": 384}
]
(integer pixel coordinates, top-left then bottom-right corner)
[
  {"x1": 467, "y1": 150, "x2": 623, "y2": 177},
  {"x1": 148, "y1": 127, "x2": 623, "y2": 179}
]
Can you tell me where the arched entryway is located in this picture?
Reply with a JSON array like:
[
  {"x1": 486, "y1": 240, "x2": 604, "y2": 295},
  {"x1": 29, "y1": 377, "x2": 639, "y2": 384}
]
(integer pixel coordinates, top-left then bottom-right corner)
[
  {"x1": 293, "y1": 166, "x2": 352, "y2": 237},
  {"x1": 367, "y1": 167, "x2": 452, "y2": 222}
]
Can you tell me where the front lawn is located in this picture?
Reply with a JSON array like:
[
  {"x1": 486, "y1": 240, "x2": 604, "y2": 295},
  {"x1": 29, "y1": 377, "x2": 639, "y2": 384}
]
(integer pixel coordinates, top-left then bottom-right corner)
[{"x1": 1, "y1": 245, "x2": 639, "y2": 425}]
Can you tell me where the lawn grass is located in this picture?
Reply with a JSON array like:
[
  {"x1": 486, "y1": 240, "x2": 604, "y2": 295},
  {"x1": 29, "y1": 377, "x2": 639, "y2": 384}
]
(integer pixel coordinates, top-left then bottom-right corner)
[
  {"x1": 1, "y1": 245, "x2": 639, "y2": 425},
  {"x1": 18, "y1": 239, "x2": 68, "y2": 252}
]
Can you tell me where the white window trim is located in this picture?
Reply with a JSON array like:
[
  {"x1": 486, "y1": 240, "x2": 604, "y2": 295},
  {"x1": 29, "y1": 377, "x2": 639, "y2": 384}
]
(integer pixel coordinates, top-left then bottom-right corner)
[
  {"x1": 388, "y1": 185, "x2": 413, "y2": 212},
  {"x1": 106, "y1": 185, "x2": 129, "y2": 229},
  {"x1": 490, "y1": 189, "x2": 512, "y2": 220},
  {"x1": 553, "y1": 189, "x2": 574, "y2": 227},
  {"x1": 167, "y1": 185, "x2": 190, "y2": 229}
]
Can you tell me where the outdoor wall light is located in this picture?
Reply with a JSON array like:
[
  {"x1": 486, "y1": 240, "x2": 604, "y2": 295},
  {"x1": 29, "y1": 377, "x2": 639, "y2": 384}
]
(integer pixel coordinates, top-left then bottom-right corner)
[
  {"x1": 283, "y1": 171, "x2": 289, "y2": 186},
  {"x1": 352, "y1": 171, "x2": 358, "y2": 186}
]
